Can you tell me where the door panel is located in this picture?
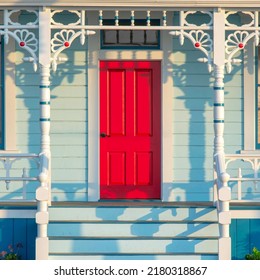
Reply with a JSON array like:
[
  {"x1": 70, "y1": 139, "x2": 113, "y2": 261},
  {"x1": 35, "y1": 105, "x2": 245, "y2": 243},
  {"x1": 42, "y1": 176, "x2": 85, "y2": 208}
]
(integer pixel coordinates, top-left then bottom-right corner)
[{"x1": 100, "y1": 61, "x2": 161, "y2": 199}]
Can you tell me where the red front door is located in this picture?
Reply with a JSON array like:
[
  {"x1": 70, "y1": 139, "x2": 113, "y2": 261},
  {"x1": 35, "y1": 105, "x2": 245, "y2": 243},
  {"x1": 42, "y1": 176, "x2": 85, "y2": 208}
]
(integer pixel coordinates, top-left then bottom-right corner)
[{"x1": 100, "y1": 61, "x2": 161, "y2": 199}]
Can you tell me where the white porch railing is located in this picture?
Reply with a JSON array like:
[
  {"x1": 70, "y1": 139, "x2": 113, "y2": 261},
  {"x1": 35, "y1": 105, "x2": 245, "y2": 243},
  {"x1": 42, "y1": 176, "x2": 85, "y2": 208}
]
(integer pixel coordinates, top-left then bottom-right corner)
[
  {"x1": 225, "y1": 154, "x2": 260, "y2": 202},
  {"x1": 0, "y1": 152, "x2": 51, "y2": 260},
  {"x1": 0, "y1": 153, "x2": 39, "y2": 201},
  {"x1": 0, "y1": 153, "x2": 51, "y2": 203},
  {"x1": 214, "y1": 152, "x2": 260, "y2": 259}
]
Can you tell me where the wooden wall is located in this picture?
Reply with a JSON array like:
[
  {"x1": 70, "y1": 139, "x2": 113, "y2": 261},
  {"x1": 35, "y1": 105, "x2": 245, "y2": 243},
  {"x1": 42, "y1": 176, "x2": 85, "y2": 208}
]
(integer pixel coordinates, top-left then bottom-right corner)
[{"x1": 0, "y1": 218, "x2": 36, "y2": 260}]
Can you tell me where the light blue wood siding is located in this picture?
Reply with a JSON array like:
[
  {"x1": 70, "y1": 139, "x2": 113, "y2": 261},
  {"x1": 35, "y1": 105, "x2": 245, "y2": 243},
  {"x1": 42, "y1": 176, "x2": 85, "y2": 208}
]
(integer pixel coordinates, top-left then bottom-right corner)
[
  {"x1": 171, "y1": 29, "x2": 243, "y2": 201},
  {"x1": 13, "y1": 12, "x2": 89, "y2": 201}
]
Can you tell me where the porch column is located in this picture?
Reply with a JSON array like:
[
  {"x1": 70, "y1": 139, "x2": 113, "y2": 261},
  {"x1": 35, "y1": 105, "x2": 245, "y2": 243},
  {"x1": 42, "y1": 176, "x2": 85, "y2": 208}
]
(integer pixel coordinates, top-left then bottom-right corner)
[
  {"x1": 35, "y1": 8, "x2": 51, "y2": 260},
  {"x1": 213, "y1": 10, "x2": 231, "y2": 260}
]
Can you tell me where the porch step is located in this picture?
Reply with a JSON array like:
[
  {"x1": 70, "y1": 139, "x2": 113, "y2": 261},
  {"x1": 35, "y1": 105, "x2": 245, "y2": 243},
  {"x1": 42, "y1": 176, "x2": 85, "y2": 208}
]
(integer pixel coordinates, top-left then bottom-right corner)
[{"x1": 48, "y1": 205, "x2": 219, "y2": 260}]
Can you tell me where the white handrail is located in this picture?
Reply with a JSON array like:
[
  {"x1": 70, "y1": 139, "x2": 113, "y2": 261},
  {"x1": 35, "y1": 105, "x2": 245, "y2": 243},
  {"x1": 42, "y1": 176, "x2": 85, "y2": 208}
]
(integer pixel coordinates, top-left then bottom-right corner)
[
  {"x1": 0, "y1": 153, "x2": 40, "y2": 198},
  {"x1": 225, "y1": 154, "x2": 260, "y2": 201}
]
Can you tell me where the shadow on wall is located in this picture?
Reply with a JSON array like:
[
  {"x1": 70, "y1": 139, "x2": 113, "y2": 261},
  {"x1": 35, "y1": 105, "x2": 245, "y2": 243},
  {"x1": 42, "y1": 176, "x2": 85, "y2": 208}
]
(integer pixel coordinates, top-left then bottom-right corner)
[
  {"x1": 166, "y1": 26, "x2": 243, "y2": 201},
  {"x1": 13, "y1": 8, "x2": 89, "y2": 201}
]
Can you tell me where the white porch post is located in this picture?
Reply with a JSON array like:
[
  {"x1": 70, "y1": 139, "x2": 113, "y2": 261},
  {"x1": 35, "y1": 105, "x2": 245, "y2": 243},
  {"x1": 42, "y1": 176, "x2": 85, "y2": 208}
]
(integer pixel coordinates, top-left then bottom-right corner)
[
  {"x1": 35, "y1": 8, "x2": 51, "y2": 260},
  {"x1": 213, "y1": 10, "x2": 231, "y2": 260}
]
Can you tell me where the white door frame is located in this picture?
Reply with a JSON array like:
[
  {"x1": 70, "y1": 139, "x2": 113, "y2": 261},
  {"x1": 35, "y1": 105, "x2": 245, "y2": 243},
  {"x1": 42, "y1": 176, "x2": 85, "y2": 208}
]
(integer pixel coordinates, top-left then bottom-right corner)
[{"x1": 87, "y1": 12, "x2": 174, "y2": 201}]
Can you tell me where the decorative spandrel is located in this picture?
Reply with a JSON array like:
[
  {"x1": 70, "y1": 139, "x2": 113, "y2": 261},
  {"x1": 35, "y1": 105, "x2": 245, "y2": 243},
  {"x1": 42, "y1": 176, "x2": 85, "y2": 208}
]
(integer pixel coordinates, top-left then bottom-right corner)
[{"x1": 0, "y1": 9, "x2": 39, "y2": 71}]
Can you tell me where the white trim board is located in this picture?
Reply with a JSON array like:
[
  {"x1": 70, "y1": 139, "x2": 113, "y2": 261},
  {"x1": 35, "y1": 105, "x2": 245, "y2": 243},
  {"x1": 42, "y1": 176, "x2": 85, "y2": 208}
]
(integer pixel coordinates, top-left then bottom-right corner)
[
  {"x1": 0, "y1": 209, "x2": 36, "y2": 218},
  {"x1": 87, "y1": 12, "x2": 174, "y2": 201},
  {"x1": 242, "y1": 40, "x2": 256, "y2": 152},
  {"x1": 1, "y1": 1, "x2": 260, "y2": 8},
  {"x1": 231, "y1": 210, "x2": 260, "y2": 219},
  {"x1": 0, "y1": 11, "x2": 17, "y2": 152}
]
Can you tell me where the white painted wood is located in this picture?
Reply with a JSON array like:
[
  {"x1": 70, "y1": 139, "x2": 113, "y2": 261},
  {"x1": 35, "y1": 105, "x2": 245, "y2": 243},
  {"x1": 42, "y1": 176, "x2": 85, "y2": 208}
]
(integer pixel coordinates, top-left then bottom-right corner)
[
  {"x1": 0, "y1": 209, "x2": 36, "y2": 218},
  {"x1": 243, "y1": 40, "x2": 256, "y2": 151},
  {"x1": 4, "y1": 39, "x2": 17, "y2": 151},
  {"x1": 36, "y1": 211, "x2": 49, "y2": 224},
  {"x1": 218, "y1": 237, "x2": 231, "y2": 260},
  {"x1": 1, "y1": 0, "x2": 260, "y2": 8},
  {"x1": 87, "y1": 12, "x2": 100, "y2": 201},
  {"x1": 49, "y1": 222, "x2": 219, "y2": 238},
  {"x1": 219, "y1": 211, "x2": 231, "y2": 225},
  {"x1": 49, "y1": 206, "x2": 218, "y2": 222},
  {"x1": 35, "y1": 9, "x2": 52, "y2": 260},
  {"x1": 88, "y1": 12, "x2": 174, "y2": 201},
  {"x1": 36, "y1": 237, "x2": 48, "y2": 260},
  {"x1": 231, "y1": 210, "x2": 260, "y2": 219},
  {"x1": 49, "y1": 239, "x2": 218, "y2": 254},
  {"x1": 161, "y1": 14, "x2": 174, "y2": 201},
  {"x1": 39, "y1": 9, "x2": 51, "y2": 66},
  {"x1": 36, "y1": 187, "x2": 49, "y2": 201},
  {"x1": 213, "y1": 11, "x2": 225, "y2": 68}
]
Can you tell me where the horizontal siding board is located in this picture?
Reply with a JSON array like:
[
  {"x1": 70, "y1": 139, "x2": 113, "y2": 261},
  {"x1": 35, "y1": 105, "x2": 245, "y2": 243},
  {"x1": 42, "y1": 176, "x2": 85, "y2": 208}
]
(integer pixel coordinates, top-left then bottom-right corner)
[
  {"x1": 51, "y1": 183, "x2": 87, "y2": 191},
  {"x1": 52, "y1": 170, "x2": 87, "y2": 181},
  {"x1": 49, "y1": 239, "x2": 218, "y2": 254},
  {"x1": 173, "y1": 86, "x2": 243, "y2": 99},
  {"x1": 48, "y1": 222, "x2": 219, "y2": 238},
  {"x1": 173, "y1": 145, "x2": 234, "y2": 157},
  {"x1": 173, "y1": 98, "x2": 242, "y2": 111},
  {"x1": 51, "y1": 192, "x2": 88, "y2": 201},
  {"x1": 17, "y1": 110, "x2": 87, "y2": 122},
  {"x1": 51, "y1": 146, "x2": 87, "y2": 157},
  {"x1": 17, "y1": 98, "x2": 88, "y2": 110},
  {"x1": 171, "y1": 50, "x2": 211, "y2": 63},
  {"x1": 15, "y1": 145, "x2": 87, "y2": 157},
  {"x1": 173, "y1": 123, "x2": 242, "y2": 134},
  {"x1": 17, "y1": 122, "x2": 88, "y2": 134},
  {"x1": 172, "y1": 77, "x2": 241, "y2": 88},
  {"x1": 173, "y1": 110, "x2": 242, "y2": 122},
  {"x1": 172, "y1": 63, "x2": 209, "y2": 75},
  {"x1": 16, "y1": 49, "x2": 88, "y2": 63},
  {"x1": 51, "y1": 163, "x2": 87, "y2": 170},
  {"x1": 16, "y1": 73, "x2": 87, "y2": 86},
  {"x1": 16, "y1": 61, "x2": 87, "y2": 75},
  {"x1": 173, "y1": 157, "x2": 213, "y2": 169},
  {"x1": 173, "y1": 169, "x2": 213, "y2": 181},
  {"x1": 52, "y1": 158, "x2": 87, "y2": 168},
  {"x1": 18, "y1": 133, "x2": 87, "y2": 146},
  {"x1": 169, "y1": 182, "x2": 214, "y2": 191},
  {"x1": 49, "y1": 207, "x2": 217, "y2": 222},
  {"x1": 173, "y1": 134, "x2": 242, "y2": 146},
  {"x1": 172, "y1": 160, "x2": 255, "y2": 171},
  {"x1": 17, "y1": 85, "x2": 87, "y2": 98},
  {"x1": 166, "y1": 192, "x2": 214, "y2": 202}
]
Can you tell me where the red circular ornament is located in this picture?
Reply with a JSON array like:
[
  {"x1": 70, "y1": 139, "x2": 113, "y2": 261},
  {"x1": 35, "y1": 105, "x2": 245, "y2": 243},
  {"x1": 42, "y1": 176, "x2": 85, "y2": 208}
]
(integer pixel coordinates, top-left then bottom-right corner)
[
  {"x1": 238, "y1": 43, "x2": 244, "y2": 49},
  {"x1": 195, "y1": 42, "x2": 201, "y2": 48},
  {"x1": 64, "y1": 41, "x2": 70, "y2": 47},
  {"x1": 19, "y1": 41, "x2": 25, "y2": 47}
]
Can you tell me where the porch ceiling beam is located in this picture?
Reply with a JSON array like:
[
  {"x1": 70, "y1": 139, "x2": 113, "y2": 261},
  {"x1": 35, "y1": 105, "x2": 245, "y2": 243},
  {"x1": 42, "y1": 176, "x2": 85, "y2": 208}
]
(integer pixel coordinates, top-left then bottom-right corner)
[{"x1": 2, "y1": 1, "x2": 260, "y2": 9}]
